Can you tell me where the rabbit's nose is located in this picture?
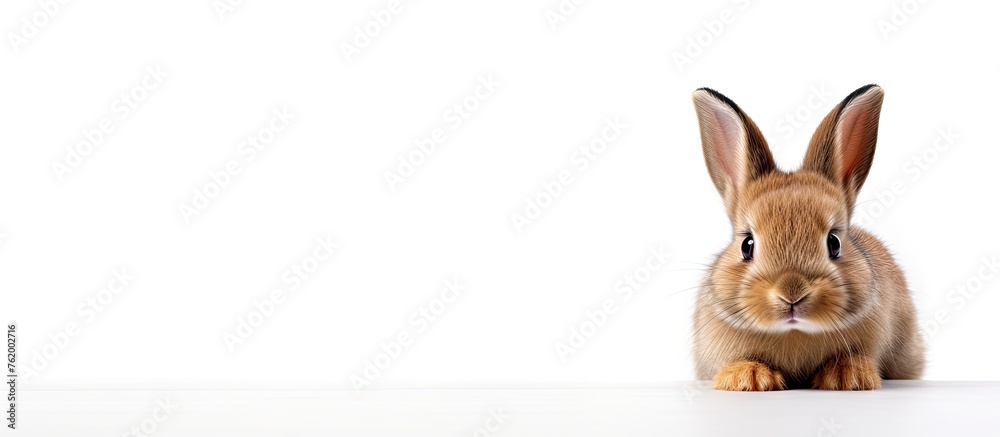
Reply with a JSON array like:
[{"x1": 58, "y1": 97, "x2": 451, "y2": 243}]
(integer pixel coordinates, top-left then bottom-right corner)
[
  {"x1": 777, "y1": 293, "x2": 810, "y2": 307},
  {"x1": 775, "y1": 273, "x2": 810, "y2": 304}
]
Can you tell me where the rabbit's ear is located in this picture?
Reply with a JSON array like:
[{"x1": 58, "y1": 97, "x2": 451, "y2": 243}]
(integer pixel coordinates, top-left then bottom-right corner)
[
  {"x1": 802, "y1": 85, "x2": 884, "y2": 206},
  {"x1": 692, "y1": 88, "x2": 776, "y2": 209}
]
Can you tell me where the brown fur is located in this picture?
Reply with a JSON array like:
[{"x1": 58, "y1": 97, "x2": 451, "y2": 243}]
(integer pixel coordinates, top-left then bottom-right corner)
[{"x1": 691, "y1": 85, "x2": 924, "y2": 390}]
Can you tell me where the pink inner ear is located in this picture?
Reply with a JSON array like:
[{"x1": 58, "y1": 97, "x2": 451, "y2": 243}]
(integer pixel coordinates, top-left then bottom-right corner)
[
  {"x1": 708, "y1": 106, "x2": 744, "y2": 189},
  {"x1": 837, "y1": 105, "x2": 869, "y2": 185}
]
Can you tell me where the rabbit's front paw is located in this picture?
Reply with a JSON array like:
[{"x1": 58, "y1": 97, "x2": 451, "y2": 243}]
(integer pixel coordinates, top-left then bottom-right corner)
[
  {"x1": 713, "y1": 360, "x2": 786, "y2": 391},
  {"x1": 813, "y1": 354, "x2": 881, "y2": 390}
]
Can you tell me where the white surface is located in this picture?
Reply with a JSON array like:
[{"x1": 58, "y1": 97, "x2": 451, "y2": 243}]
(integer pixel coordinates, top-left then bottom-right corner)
[{"x1": 18, "y1": 382, "x2": 1000, "y2": 436}]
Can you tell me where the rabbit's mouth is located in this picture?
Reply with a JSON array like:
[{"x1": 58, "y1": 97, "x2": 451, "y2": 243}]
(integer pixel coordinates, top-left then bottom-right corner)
[
  {"x1": 782, "y1": 309, "x2": 801, "y2": 325},
  {"x1": 762, "y1": 313, "x2": 823, "y2": 334},
  {"x1": 771, "y1": 303, "x2": 821, "y2": 332},
  {"x1": 776, "y1": 292, "x2": 810, "y2": 325}
]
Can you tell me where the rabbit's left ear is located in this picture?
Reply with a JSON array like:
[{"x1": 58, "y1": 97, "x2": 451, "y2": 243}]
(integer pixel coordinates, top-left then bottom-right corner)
[{"x1": 802, "y1": 85, "x2": 884, "y2": 206}]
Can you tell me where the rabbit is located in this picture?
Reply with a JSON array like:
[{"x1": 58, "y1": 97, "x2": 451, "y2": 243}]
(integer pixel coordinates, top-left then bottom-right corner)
[{"x1": 690, "y1": 84, "x2": 924, "y2": 390}]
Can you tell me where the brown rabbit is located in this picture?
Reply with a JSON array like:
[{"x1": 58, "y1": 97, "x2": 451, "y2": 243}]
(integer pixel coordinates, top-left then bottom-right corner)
[{"x1": 691, "y1": 85, "x2": 924, "y2": 390}]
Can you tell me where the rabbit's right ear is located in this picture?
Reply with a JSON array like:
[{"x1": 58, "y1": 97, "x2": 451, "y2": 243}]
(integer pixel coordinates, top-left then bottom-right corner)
[{"x1": 692, "y1": 88, "x2": 776, "y2": 212}]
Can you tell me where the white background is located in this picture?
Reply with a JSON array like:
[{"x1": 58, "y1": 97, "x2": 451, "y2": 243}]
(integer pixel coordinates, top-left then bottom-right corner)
[{"x1": 1, "y1": 0, "x2": 998, "y2": 388}]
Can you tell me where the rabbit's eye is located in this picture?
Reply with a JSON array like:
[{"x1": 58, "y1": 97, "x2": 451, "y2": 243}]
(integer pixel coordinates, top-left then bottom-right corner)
[
  {"x1": 827, "y1": 233, "x2": 841, "y2": 259},
  {"x1": 741, "y1": 235, "x2": 754, "y2": 261}
]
